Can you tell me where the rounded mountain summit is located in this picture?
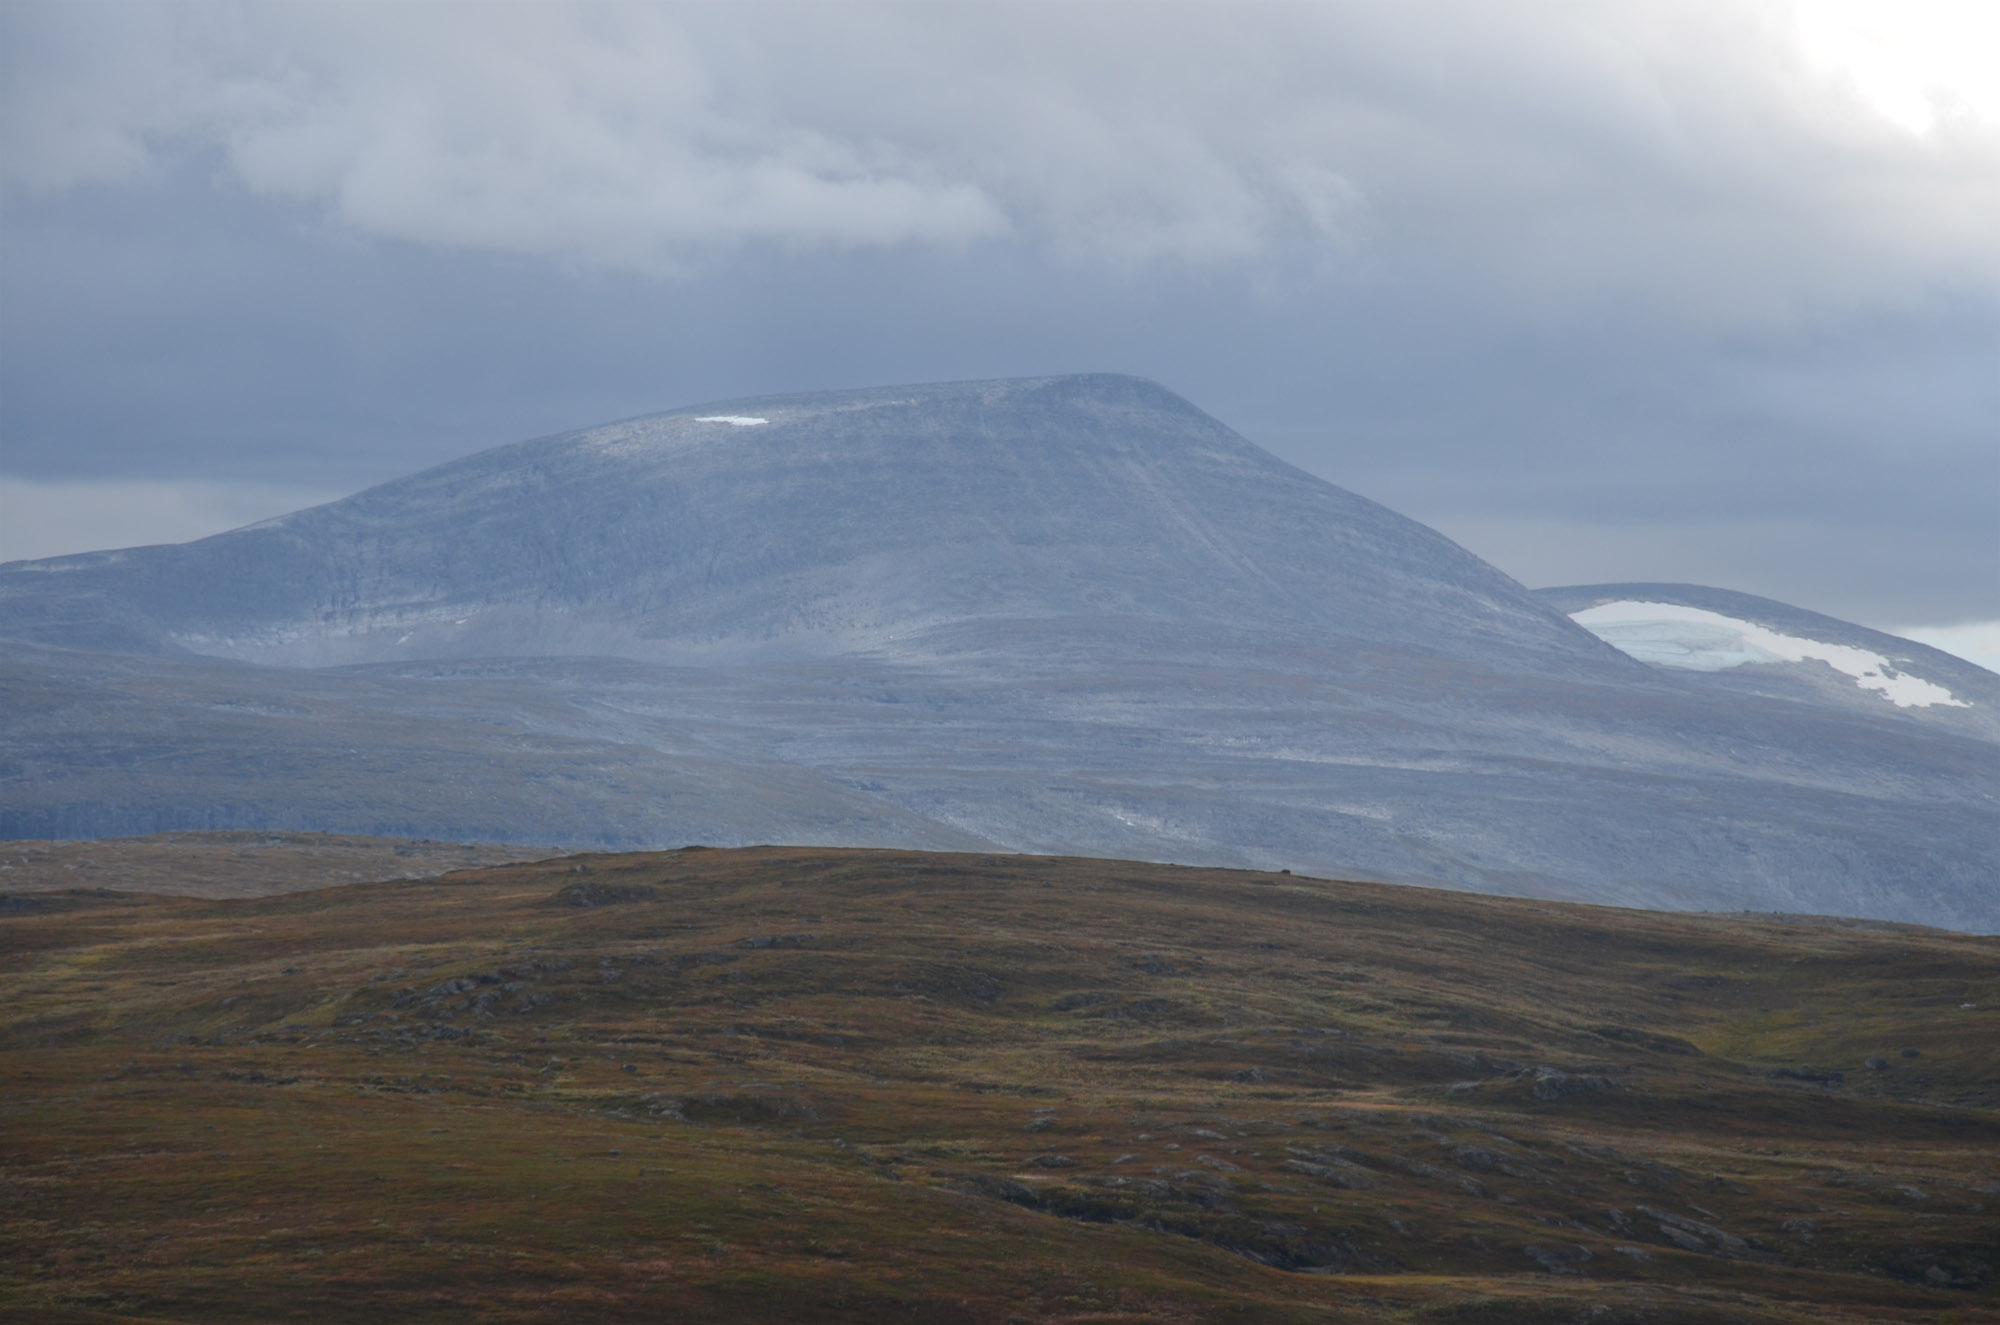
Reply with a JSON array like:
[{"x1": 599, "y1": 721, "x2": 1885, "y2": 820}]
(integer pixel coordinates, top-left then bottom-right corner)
[{"x1": 0, "y1": 374, "x2": 1620, "y2": 674}]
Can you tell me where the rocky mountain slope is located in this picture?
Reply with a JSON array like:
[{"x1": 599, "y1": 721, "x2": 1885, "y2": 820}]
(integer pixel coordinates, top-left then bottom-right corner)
[
  {"x1": 0, "y1": 375, "x2": 1604, "y2": 673},
  {"x1": 3, "y1": 375, "x2": 1993, "y2": 928}
]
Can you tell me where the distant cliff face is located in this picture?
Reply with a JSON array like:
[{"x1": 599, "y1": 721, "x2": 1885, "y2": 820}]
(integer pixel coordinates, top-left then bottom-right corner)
[
  {"x1": 2, "y1": 376, "x2": 1994, "y2": 930},
  {"x1": 0, "y1": 375, "x2": 1611, "y2": 673}
]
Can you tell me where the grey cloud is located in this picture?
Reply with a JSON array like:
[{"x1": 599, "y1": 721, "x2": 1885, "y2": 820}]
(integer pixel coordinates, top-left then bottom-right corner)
[{"x1": 5, "y1": 1, "x2": 1995, "y2": 316}]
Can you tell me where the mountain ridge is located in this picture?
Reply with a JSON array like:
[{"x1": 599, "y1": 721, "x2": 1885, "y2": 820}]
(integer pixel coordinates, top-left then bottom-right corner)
[
  {"x1": 0, "y1": 374, "x2": 1616, "y2": 676},
  {"x1": 2, "y1": 374, "x2": 1992, "y2": 929},
  {"x1": 1540, "y1": 581, "x2": 2000, "y2": 739}
]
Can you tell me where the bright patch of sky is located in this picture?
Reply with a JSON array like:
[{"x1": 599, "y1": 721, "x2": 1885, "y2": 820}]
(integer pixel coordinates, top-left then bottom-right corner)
[
  {"x1": 1895, "y1": 621, "x2": 2000, "y2": 675},
  {"x1": 1794, "y1": 0, "x2": 2000, "y2": 134},
  {"x1": 693, "y1": 416, "x2": 768, "y2": 427},
  {"x1": 0, "y1": 476, "x2": 341, "y2": 563},
  {"x1": 1571, "y1": 600, "x2": 1969, "y2": 707}
]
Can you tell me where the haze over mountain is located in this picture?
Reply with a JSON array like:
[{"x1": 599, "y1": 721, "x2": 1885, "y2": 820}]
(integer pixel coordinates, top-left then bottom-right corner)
[{"x1": 3, "y1": 375, "x2": 1993, "y2": 929}]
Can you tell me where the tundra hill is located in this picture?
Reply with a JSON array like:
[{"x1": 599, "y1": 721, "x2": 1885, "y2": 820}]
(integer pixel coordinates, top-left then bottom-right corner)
[
  {"x1": 3, "y1": 846, "x2": 1996, "y2": 1323},
  {"x1": 0, "y1": 832, "x2": 564, "y2": 900},
  {"x1": 2, "y1": 375, "x2": 1994, "y2": 927}
]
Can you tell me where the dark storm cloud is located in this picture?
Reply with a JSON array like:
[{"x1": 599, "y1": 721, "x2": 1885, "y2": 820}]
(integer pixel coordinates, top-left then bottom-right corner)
[{"x1": 1, "y1": 0, "x2": 1994, "y2": 629}]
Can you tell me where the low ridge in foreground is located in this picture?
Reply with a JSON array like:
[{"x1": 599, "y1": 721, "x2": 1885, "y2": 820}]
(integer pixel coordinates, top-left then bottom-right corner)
[{"x1": 4, "y1": 845, "x2": 1995, "y2": 1322}]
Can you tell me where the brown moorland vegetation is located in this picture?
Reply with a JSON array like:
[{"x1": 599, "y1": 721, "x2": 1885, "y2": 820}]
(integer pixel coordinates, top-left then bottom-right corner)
[
  {"x1": 0, "y1": 832, "x2": 558, "y2": 900},
  {"x1": 2, "y1": 845, "x2": 1996, "y2": 1322}
]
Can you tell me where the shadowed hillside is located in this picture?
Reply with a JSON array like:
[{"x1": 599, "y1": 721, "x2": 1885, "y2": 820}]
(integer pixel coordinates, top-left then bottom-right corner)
[{"x1": 3, "y1": 845, "x2": 1994, "y2": 1321}]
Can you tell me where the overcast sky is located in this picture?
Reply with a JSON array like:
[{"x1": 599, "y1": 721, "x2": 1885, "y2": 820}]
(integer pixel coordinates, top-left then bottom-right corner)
[{"x1": 2, "y1": 0, "x2": 1994, "y2": 651}]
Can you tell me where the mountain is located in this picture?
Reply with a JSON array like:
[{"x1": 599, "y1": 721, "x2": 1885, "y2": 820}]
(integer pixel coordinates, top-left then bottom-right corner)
[
  {"x1": 3, "y1": 375, "x2": 1994, "y2": 928},
  {"x1": 1541, "y1": 582, "x2": 2000, "y2": 739},
  {"x1": 0, "y1": 375, "x2": 1605, "y2": 673}
]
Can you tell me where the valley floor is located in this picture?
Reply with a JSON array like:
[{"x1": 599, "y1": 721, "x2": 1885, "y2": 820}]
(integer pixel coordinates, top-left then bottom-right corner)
[{"x1": 2, "y1": 846, "x2": 1996, "y2": 1322}]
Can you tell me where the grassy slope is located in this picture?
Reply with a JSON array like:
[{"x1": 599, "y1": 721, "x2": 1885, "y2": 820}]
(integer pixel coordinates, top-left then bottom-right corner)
[
  {"x1": 2, "y1": 846, "x2": 1996, "y2": 1323},
  {"x1": 0, "y1": 832, "x2": 560, "y2": 899}
]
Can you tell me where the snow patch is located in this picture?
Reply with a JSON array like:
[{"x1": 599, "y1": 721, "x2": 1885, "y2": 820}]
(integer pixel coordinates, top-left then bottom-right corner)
[
  {"x1": 694, "y1": 415, "x2": 768, "y2": 427},
  {"x1": 1572, "y1": 601, "x2": 1968, "y2": 709}
]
